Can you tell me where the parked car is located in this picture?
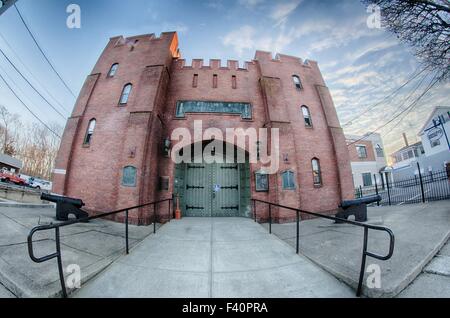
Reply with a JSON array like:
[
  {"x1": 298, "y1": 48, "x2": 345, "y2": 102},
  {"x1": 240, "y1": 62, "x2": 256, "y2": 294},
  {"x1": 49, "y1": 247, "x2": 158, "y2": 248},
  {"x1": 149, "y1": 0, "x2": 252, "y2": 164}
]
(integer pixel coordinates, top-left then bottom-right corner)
[
  {"x1": 0, "y1": 169, "x2": 27, "y2": 186},
  {"x1": 29, "y1": 178, "x2": 52, "y2": 191},
  {"x1": 18, "y1": 173, "x2": 33, "y2": 185}
]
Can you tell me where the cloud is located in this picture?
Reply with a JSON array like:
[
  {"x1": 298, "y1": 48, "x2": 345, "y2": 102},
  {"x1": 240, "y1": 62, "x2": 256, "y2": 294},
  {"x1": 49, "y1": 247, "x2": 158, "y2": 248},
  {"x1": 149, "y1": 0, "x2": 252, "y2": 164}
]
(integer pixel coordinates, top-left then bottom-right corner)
[
  {"x1": 222, "y1": 25, "x2": 256, "y2": 56},
  {"x1": 162, "y1": 22, "x2": 189, "y2": 34},
  {"x1": 270, "y1": 0, "x2": 303, "y2": 26},
  {"x1": 206, "y1": 0, "x2": 224, "y2": 10},
  {"x1": 221, "y1": 24, "x2": 294, "y2": 56},
  {"x1": 238, "y1": 0, "x2": 265, "y2": 8}
]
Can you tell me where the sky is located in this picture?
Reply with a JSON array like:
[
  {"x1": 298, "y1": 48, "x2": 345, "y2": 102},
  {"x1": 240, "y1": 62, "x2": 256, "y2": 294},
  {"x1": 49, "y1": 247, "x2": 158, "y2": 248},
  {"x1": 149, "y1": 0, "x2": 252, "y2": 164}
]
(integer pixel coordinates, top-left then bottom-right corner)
[{"x1": 0, "y1": 0, "x2": 448, "y2": 162}]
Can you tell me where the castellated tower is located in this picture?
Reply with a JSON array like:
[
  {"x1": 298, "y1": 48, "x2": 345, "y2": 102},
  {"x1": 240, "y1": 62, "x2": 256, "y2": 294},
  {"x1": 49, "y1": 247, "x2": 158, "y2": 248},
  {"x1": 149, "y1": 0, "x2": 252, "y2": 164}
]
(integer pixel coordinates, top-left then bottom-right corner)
[{"x1": 52, "y1": 31, "x2": 353, "y2": 225}]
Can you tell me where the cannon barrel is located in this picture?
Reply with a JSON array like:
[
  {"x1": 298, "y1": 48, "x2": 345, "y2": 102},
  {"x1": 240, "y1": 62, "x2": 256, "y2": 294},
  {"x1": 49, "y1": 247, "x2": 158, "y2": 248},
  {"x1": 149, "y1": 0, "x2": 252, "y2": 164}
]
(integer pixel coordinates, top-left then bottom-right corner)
[
  {"x1": 41, "y1": 193, "x2": 84, "y2": 208},
  {"x1": 340, "y1": 195, "x2": 381, "y2": 208}
]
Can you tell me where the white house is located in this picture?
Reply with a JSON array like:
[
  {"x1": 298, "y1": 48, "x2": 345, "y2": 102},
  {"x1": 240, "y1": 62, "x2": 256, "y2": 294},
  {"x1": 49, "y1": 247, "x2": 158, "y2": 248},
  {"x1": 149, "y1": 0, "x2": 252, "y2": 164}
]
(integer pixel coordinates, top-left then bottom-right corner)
[{"x1": 390, "y1": 106, "x2": 450, "y2": 181}]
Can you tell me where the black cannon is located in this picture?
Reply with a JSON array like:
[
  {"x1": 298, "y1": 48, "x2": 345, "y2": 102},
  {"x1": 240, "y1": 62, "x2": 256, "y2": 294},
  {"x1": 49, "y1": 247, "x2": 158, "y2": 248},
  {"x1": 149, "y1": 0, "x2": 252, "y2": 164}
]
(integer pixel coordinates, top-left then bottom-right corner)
[
  {"x1": 41, "y1": 193, "x2": 89, "y2": 221},
  {"x1": 335, "y1": 195, "x2": 381, "y2": 223}
]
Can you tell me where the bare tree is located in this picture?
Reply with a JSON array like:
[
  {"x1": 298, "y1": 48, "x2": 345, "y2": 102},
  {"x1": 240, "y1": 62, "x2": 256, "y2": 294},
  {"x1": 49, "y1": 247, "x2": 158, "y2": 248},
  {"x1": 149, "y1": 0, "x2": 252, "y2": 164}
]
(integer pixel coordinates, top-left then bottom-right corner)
[
  {"x1": 0, "y1": 104, "x2": 21, "y2": 156},
  {"x1": 0, "y1": 105, "x2": 62, "y2": 179},
  {"x1": 363, "y1": 0, "x2": 450, "y2": 82},
  {"x1": 16, "y1": 122, "x2": 62, "y2": 179}
]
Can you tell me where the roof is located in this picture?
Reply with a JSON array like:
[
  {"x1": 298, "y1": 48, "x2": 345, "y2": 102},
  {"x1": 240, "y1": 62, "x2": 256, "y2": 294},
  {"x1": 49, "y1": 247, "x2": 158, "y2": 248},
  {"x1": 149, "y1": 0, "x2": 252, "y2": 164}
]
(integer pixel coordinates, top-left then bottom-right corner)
[
  {"x1": 0, "y1": 153, "x2": 23, "y2": 169},
  {"x1": 391, "y1": 141, "x2": 422, "y2": 155},
  {"x1": 418, "y1": 106, "x2": 450, "y2": 136}
]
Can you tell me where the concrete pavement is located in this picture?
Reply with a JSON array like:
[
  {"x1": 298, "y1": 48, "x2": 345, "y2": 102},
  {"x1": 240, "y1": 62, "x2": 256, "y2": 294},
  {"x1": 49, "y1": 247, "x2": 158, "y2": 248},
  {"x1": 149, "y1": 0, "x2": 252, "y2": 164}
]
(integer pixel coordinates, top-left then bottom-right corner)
[
  {"x1": 267, "y1": 200, "x2": 450, "y2": 297},
  {"x1": 0, "y1": 205, "x2": 155, "y2": 297},
  {"x1": 74, "y1": 218, "x2": 355, "y2": 298},
  {"x1": 398, "y1": 239, "x2": 450, "y2": 297}
]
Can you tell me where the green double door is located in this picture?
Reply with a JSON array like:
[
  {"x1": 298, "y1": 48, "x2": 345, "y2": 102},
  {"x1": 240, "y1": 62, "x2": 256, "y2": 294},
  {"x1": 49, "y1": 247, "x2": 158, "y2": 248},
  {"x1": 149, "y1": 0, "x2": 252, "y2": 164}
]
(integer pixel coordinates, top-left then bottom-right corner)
[{"x1": 184, "y1": 163, "x2": 240, "y2": 217}]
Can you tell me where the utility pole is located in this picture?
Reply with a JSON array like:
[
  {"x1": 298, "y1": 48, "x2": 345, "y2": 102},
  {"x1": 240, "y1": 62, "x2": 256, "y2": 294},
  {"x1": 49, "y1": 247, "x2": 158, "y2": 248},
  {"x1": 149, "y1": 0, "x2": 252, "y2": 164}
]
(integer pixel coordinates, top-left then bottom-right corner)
[{"x1": 0, "y1": 0, "x2": 17, "y2": 16}]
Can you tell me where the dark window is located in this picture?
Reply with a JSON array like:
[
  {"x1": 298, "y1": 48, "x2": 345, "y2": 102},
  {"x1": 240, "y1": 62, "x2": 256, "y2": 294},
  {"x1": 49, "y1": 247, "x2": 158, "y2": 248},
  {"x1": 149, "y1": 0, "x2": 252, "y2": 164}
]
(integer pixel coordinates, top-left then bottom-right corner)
[
  {"x1": 159, "y1": 176, "x2": 169, "y2": 191},
  {"x1": 311, "y1": 158, "x2": 322, "y2": 186},
  {"x1": 431, "y1": 139, "x2": 441, "y2": 147},
  {"x1": 292, "y1": 75, "x2": 302, "y2": 89},
  {"x1": 213, "y1": 74, "x2": 218, "y2": 88},
  {"x1": 301, "y1": 106, "x2": 312, "y2": 127},
  {"x1": 108, "y1": 63, "x2": 119, "y2": 77},
  {"x1": 255, "y1": 172, "x2": 269, "y2": 192},
  {"x1": 130, "y1": 39, "x2": 138, "y2": 51},
  {"x1": 375, "y1": 144, "x2": 384, "y2": 157},
  {"x1": 192, "y1": 74, "x2": 198, "y2": 88},
  {"x1": 122, "y1": 166, "x2": 137, "y2": 187},
  {"x1": 356, "y1": 145, "x2": 367, "y2": 159},
  {"x1": 232, "y1": 75, "x2": 237, "y2": 89},
  {"x1": 282, "y1": 170, "x2": 296, "y2": 190},
  {"x1": 83, "y1": 119, "x2": 96, "y2": 145},
  {"x1": 119, "y1": 83, "x2": 132, "y2": 105},
  {"x1": 362, "y1": 173, "x2": 372, "y2": 187}
]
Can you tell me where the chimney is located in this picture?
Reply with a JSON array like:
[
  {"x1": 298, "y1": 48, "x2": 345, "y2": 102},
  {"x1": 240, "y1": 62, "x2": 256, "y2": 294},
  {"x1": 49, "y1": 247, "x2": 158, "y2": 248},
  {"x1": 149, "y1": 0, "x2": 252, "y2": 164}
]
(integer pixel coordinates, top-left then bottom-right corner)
[{"x1": 403, "y1": 133, "x2": 409, "y2": 147}]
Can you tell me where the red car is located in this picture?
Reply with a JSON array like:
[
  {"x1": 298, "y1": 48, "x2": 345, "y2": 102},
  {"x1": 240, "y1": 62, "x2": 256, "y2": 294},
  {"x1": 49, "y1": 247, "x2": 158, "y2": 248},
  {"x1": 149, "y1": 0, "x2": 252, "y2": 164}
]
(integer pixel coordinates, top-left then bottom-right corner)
[{"x1": 0, "y1": 170, "x2": 27, "y2": 186}]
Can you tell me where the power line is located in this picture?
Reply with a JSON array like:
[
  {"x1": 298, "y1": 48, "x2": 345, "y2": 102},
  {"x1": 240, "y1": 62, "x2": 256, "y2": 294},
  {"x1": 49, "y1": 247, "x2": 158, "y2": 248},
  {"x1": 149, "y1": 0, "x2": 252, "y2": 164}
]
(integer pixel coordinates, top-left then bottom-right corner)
[
  {"x1": 0, "y1": 70, "x2": 61, "y2": 139},
  {"x1": 342, "y1": 66, "x2": 430, "y2": 127},
  {"x1": 0, "y1": 31, "x2": 71, "y2": 113},
  {"x1": 0, "y1": 46, "x2": 67, "y2": 120},
  {"x1": 14, "y1": 3, "x2": 76, "y2": 98},
  {"x1": 347, "y1": 74, "x2": 440, "y2": 147},
  {"x1": 380, "y1": 76, "x2": 436, "y2": 138}
]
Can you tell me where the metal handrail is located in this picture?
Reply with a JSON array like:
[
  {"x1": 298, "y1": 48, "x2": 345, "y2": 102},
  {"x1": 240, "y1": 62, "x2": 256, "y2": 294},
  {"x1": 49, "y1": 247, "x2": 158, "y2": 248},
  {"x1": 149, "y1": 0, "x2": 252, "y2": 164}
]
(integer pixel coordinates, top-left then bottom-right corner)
[
  {"x1": 27, "y1": 197, "x2": 173, "y2": 298},
  {"x1": 251, "y1": 198, "x2": 395, "y2": 297}
]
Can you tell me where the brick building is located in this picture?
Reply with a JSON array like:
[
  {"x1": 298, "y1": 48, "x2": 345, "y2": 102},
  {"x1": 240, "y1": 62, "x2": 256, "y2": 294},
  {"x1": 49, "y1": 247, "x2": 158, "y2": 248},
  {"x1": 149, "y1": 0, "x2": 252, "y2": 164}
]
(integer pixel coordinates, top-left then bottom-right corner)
[
  {"x1": 346, "y1": 133, "x2": 391, "y2": 189},
  {"x1": 52, "y1": 32, "x2": 354, "y2": 224}
]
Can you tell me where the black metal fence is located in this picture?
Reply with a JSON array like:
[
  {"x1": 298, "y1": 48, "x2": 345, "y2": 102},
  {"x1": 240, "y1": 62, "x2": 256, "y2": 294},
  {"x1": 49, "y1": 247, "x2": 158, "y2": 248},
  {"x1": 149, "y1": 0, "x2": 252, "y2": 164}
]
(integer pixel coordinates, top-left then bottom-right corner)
[{"x1": 355, "y1": 163, "x2": 450, "y2": 206}]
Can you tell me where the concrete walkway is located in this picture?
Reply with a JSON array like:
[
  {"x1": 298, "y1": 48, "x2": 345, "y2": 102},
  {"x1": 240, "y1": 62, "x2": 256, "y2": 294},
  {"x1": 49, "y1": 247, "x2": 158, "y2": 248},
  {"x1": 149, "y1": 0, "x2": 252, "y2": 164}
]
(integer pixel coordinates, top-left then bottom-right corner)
[
  {"x1": 268, "y1": 200, "x2": 450, "y2": 297},
  {"x1": 75, "y1": 218, "x2": 355, "y2": 298},
  {"x1": 398, "y1": 238, "x2": 450, "y2": 297},
  {"x1": 0, "y1": 205, "x2": 155, "y2": 298}
]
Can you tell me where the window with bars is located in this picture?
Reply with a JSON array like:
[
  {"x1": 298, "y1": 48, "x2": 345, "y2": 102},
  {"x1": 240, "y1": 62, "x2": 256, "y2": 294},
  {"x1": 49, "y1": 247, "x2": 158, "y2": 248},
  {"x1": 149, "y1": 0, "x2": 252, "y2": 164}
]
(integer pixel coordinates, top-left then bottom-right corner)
[
  {"x1": 282, "y1": 170, "x2": 296, "y2": 190},
  {"x1": 122, "y1": 166, "x2": 137, "y2": 187}
]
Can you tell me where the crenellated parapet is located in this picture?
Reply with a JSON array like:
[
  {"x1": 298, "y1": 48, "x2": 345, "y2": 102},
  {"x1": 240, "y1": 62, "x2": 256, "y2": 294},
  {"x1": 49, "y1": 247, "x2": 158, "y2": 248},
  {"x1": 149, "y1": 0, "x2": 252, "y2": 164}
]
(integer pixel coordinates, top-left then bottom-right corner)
[
  {"x1": 173, "y1": 58, "x2": 257, "y2": 71},
  {"x1": 254, "y1": 50, "x2": 317, "y2": 68}
]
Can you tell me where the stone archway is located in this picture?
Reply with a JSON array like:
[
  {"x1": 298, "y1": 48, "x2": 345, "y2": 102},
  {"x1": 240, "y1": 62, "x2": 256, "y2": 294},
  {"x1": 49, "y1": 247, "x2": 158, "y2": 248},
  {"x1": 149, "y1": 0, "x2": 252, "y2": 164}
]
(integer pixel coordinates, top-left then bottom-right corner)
[{"x1": 173, "y1": 140, "x2": 251, "y2": 217}]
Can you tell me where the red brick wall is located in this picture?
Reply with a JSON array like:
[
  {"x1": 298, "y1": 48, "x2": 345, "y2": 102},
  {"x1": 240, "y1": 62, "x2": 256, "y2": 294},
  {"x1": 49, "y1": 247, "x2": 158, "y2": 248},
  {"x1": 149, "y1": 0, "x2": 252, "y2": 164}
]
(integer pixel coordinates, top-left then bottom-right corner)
[
  {"x1": 52, "y1": 32, "x2": 353, "y2": 224},
  {"x1": 347, "y1": 140, "x2": 376, "y2": 162}
]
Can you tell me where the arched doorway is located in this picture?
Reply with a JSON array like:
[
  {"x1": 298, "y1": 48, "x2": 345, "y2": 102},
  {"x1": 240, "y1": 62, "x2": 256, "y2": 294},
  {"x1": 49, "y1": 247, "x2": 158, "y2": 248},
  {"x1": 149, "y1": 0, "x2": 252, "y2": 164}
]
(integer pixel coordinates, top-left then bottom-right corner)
[{"x1": 173, "y1": 141, "x2": 251, "y2": 217}]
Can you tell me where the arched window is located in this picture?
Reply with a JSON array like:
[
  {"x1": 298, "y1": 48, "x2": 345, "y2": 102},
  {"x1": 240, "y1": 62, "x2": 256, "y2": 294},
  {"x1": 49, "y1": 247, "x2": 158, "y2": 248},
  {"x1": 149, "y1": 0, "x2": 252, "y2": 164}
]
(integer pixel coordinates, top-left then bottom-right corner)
[
  {"x1": 119, "y1": 83, "x2": 132, "y2": 105},
  {"x1": 122, "y1": 166, "x2": 137, "y2": 187},
  {"x1": 301, "y1": 106, "x2": 312, "y2": 127},
  {"x1": 292, "y1": 75, "x2": 302, "y2": 89},
  {"x1": 282, "y1": 170, "x2": 296, "y2": 190},
  {"x1": 108, "y1": 63, "x2": 119, "y2": 77},
  {"x1": 83, "y1": 119, "x2": 96, "y2": 145},
  {"x1": 311, "y1": 158, "x2": 322, "y2": 186}
]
